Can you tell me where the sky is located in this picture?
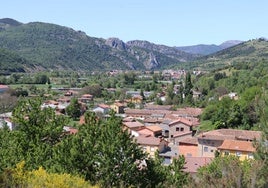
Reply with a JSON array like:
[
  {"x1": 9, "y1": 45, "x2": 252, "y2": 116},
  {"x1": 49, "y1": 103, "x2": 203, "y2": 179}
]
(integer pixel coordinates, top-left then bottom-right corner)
[{"x1": 1, "y1": 0, "x2": 267, "y2": 46}]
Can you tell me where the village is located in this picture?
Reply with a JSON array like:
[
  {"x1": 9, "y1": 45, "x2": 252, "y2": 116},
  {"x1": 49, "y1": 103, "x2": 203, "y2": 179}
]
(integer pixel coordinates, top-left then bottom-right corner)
[{"x1": 0, "y1": 69, "x2": 261, "y2": 177}]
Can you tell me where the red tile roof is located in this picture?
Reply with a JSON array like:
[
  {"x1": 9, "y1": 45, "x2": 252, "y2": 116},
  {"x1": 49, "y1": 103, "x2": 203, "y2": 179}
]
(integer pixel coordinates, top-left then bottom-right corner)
[
  {"x1": 146, "y1": 125, "x2": 162, "y2": 132},
  {"x1": 135, "y1": 135, "x2": 163, "y2": 146},
  {"x1": 123, "y1": 121, "x2": 144, "y2": 129},
  {"x1": 218, "y1": 139, "x2": 256, "y2": 152},
  {"x1": 173, "y1": 107, "x2": 203, "y2": 117},
  {"x1": 173, "y1": 131, "x2": 192, "y2": 138},
  {"x1": 179, "y1": 137, "x2": 198, "y2": 145},
  {"x1": 198, "y1": 129, "x2": 262, "y2": 141},
  {"x1": 0, "y1": 85, "x2": 9, "y2": 89},
  {"x1": 98, "y1": 104, "x2": 110, "y2": 109},
  {"x1": 144, "y1": 104, "x2": 172, "y2": 110},
  {"x1": 169, "y1": 117, "x2": 200, "y2": 127},
  {"x1": 183, "y1": 157, "x2": 213, "y2": 173}
]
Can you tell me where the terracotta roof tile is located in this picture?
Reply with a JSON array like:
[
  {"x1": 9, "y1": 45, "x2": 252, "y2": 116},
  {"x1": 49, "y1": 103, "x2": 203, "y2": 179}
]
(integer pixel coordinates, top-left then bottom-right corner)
[
  {"x1": 0, "y1": 85, "x2": 9, "y2": 89},
  {"x1": 218, "y1": 139, "x2": 256, "y2": 152},
  {"x1": 198, "y1": 129, "x2": 261, "y2": 141},
  {"x1": 179, "y1": 137, "x2": 198, "y2": 145},
  {"x1": 146, "y1": 125, "x2": 162, "y2": 132},
  {"x1": 169, "y1": 117, "x2": 200, "y2": 127},
  {"x1": 98, "y1": 104, "x2": 110, "y2": 109},
  {"x1": 123, "y1": 121, "x2": 144, "y2": 129},
  {"x1": 135, "y1": 135, "x2": 163, "y2": 146},
  {"x1": 173, "y1": 131, "x2": 192, "y2": 138},
  {"x1": 183, "y1": 157, "x2": 213, "y2": 173}
]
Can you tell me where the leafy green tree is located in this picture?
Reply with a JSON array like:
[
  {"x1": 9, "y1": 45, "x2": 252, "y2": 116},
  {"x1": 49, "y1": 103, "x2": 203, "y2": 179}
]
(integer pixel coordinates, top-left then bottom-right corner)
[
  {"x1": 165, "y1": 156, "x2": 189, "y2": 187},
  {"x1": 11, "y1": 98, "x2": 69, "y2": 170},
  {"x1": 192, "y1": 156, "x2": 266, "y2": 188},
  {"x1": 34, "y1": 73, "x2": 50, "y2": 84},
  {"x1": 66, "y1": 98, "x2": 81, "y2": 120},
  {"x1": 254, "y1": 89, "x2": 268, "y2": 187},
  {"x1": 82, "y1": 84, "x2": 103, "y2": 98},
  {"x1": 53, "y1": 112, "x2": 148, "y2": 187},
  {"x1": 0, "y1": 92, "x2": 18, "y2": 113}
]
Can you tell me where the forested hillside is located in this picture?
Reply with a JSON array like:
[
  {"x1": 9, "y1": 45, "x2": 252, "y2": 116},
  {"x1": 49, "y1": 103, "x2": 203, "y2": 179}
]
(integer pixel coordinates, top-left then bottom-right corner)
[
  {"x1": 0, "y1": 48, "x2": 35, "y2": 74},
  {"x1": 0, "y1": 18, "x2": 197, "y2": 72},
  {"x1": 187, "y1": 38, "x2": 268, "y2": 70}
]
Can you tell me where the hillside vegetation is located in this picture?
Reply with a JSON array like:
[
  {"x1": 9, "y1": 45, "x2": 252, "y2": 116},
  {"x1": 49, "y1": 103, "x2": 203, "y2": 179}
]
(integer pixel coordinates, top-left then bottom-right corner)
[
  {"x1": 0, "y1": 48, "x2": 34, "y2": 74},
  {"x1": 189, "y1": 38, "x2": 268, "y2": 70},
  {"x1": 0, "y1": 19, "x2": 197, "y2": 72}
]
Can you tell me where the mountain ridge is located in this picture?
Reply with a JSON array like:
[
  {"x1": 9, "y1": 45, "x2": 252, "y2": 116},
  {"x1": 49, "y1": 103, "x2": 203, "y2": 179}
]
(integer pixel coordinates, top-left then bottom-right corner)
[
  {"x1": 176, "y1": 40, "x2": 243, "y2": 55},
  {"x1": 0, "y1": 18, "x2": 267, "y2": 74},
  {"x1": 0, "y1": 18, "x2": 198, "y2": 72}
]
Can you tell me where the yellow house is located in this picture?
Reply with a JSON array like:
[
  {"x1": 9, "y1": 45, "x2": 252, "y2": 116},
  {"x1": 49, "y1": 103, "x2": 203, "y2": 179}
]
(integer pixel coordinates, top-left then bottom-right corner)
[
  {"x1": 131, "y1": 95, "x2": 143, "y2": 104},
  {"x1": 110, "y1": 102, "x2": 125, "y2": 114},
  {"x1": 217, "y1": 139, "x2": 255, "y2": 160},
  {"x1": 135, "y1": 135, "x2": 168, "y2": 158}
]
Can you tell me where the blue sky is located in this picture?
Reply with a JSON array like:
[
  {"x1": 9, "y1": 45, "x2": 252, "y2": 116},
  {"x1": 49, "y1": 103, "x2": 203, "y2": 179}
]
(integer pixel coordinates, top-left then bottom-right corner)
[{"x1": 1, "y1": 0, "x2": 267, "y2": 46}]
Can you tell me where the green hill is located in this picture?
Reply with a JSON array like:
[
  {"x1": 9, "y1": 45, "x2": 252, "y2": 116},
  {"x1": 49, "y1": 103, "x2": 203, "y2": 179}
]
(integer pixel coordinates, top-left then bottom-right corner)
[
  {"x1": 0, "y1": 19, "x2": 196, "y2": 72},
  {"x1": 0, "y1": 48, "x2": 36, "y2": 74},
  {"x1": 186, "y1": 38, "x2": 268, "y2": 70}
]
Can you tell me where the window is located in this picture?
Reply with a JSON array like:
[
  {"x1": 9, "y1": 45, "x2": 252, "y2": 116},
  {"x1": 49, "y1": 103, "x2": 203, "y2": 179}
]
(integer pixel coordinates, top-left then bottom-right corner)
[
  {"x1": 180, "y1": 127, "x2": 184, "y2": 131},
  {"x1": 142, "y1": 147, "x2": 147, "y2": 152},
  {"x1": 176, "y1": 127, "x2": 180, "y2": 131},
  {"x1": 224, "y1": 151, "x2": 230, "y2": 156},
  {"x1": 211, "y1": 150, "x2": 214, "y2": 153},
  {"x1": 204, "y1": 147, "x2": 208, "y2": 152},
  {"x1": 248, "y1": 153, "x2": 254, "y2": 159},
  {"x1": 236, "y1": 152, "x2": 241, "y2": 157}
]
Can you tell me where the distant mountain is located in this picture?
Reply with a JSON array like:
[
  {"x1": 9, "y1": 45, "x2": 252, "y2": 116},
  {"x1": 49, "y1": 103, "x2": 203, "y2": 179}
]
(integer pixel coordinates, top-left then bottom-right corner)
[
  {"x1": 0, "y1": 18, "x2": 22, "y2": 30},
  {"x1": 0, "y1": 18, "x2": 197, "y2": 73},
  {"x1": 189, "y1": 38, "x2": 268, "y2": 70},
  {"x1": 176, "y1": 40, "x2": 242, "y2": 55}
]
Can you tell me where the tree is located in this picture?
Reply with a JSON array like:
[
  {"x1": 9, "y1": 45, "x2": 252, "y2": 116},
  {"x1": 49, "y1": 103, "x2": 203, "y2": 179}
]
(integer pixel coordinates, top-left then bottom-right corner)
[
  {"x1": 53, "y1": 112, "x2": 148, "y2": 187},
  {"x1": 184, "y1": 72, "x2": 193, "y2": 97},
  {"x1": 66, "y1": 98, "x2": 81, "y2": 120},
  {"x1": 0, "y1": 91, "x2": 18, "y2": 113},
  {"x1": 140, "y1": 89, "x2": 145, "y2": 101},
  {"x1": 254, "y1": 89, "x2": 268, "y2": 187},
  {"x1": 165, "y1": 156, "x2": 189, "y2": 187},
  {"x1": 11, "y1": 98, "x2": 69, "y2": 170},
  {"x1": 82, "y1": 84, "x2": 103, "y2": 98},
  {"x1": 191, "y1": 156, "x2": 266, "y2": 188},
  {"x1": 34, "y1": 73, "x2": 50, "y2": 84}
]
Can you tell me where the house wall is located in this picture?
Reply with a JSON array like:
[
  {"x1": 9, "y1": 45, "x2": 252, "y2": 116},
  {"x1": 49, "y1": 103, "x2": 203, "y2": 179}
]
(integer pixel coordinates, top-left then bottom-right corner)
[
  {"x1": 173, "y1": 132, "x2": 193, "y2": 145},
  {"x1": 197, "y1": 139, "x2": 223, "y2": 157},
  {"x1": 141, "y1": 145, "x2": 159, "y2": 158},
  {"x1": 140, "y1": 141, "x2": 167, "y2": 158},
  {"x1": 179, "y1": 144, "x2": 198, "y2": 157},
  {"x1": 110, "y1": 104, "x2": 124, "y2": 114},
  {"x1": 169, "y1": 122, "x2": 191, "y2": 139},
  {"x1": 219, "y1": 150, "x2": 254, "y2": 161},
  {"x1": 0, "y1": 119, "x2": 15, "y2": 130}
]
